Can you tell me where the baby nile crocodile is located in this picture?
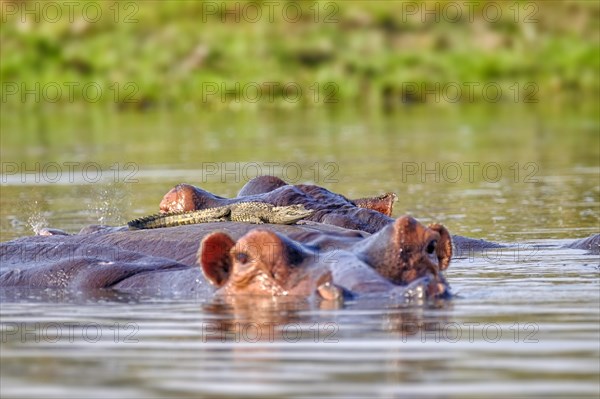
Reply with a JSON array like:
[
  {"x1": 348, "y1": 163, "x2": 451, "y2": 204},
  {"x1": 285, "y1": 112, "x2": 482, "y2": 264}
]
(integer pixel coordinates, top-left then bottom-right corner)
[{"x1": 128, "y1": 202, "x2": 314, "y2": 230}]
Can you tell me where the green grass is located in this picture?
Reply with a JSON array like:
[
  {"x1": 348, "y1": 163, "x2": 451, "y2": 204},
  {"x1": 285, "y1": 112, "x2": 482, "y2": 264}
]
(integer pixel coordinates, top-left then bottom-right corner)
[{"x1": 1, "y1": 0, "x2": 598, "y2": 109}]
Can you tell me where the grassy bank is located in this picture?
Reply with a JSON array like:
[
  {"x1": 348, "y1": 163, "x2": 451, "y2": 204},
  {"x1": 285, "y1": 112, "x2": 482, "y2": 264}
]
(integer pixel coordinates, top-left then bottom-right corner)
[{"x1": 1, "y1": 0, "x2": 598, "y2": 109}]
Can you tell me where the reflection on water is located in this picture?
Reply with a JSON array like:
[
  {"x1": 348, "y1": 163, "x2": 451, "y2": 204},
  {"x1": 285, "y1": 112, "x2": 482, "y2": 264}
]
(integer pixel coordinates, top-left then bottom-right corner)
[
  {"x1": 1, "y1": 241, "x2": 598, "y2": 398},
  {"x1": 1, "y1": 104, "x2": 599, "y2": 398}
]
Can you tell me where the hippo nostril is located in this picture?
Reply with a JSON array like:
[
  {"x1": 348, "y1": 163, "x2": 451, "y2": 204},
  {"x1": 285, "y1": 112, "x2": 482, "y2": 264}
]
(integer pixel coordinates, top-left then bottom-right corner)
[{"x1": 426, "y1": 240, "x2": 437, "y2": 255}]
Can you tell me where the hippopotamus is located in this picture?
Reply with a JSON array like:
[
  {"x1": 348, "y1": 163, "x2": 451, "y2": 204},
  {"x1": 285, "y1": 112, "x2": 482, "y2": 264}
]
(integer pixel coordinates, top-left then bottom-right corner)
[
  {"x1": 158, "y1": 176, "x2": 400, "y2": 233},
  {"x1": 562, "y1": 233, "x2": 600, "y2": 254},
  {"x1": 5, "y1": 176, "x2": 593, "y2": 301},
  {"x1": 0, "y1": 215, "x2": 452, "y2": 300},
  {"x1": 236, "y1": 175, "x2": 398, "y2": 217},
  {"x1": 158, "y1": 176, "x2": 503, "y2": 252}
]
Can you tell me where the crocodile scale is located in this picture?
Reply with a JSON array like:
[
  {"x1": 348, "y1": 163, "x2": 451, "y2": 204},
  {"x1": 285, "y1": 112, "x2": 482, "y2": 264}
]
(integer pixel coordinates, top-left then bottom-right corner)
[{"x1": 128, "y1": 202, "x2": 314, "y2": 230}]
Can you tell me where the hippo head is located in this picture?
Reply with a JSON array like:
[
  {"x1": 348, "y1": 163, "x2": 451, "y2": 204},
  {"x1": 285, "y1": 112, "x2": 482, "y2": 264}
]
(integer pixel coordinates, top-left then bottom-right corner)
[
  {"x1": 355, "y1": 215, "x2": 452, "y2": 286},
  {"x1": 197, "y1": 229, "x2": 341, "y2": 299}
]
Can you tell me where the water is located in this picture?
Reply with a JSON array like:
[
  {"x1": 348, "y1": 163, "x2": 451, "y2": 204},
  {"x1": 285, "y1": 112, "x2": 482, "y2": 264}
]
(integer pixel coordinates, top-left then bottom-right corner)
[{"x1": 1, "y1": 104, "x2": 599, "y2": 398}]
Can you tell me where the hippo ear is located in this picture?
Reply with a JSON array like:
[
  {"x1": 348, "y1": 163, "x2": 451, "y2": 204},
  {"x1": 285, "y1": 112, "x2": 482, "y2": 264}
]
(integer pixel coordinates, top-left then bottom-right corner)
[
  {"x1": 352, "y1": 192, "x2": 398, "y2": 216},
  {"x1": 198, "y1": 232, "x2": 236, "y2": 287},
  {"x1": 160, "y1": 183, "x2": 207, "y2": 213},
  {"x1": 428, "y1": 223, "x2": 452, "y2": 270}
]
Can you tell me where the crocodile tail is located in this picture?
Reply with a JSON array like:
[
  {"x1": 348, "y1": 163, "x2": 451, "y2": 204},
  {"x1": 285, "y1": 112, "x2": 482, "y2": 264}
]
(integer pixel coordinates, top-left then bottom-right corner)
[
  {"x1": 128, "y1": 213, "x2": 170, "y2": 229},
  {"x1": 128, "y1": 208, "x2": 231, "y2": 229},
  {"x1": 127, "y1": 211, "x2": 193, "y2": 229}
]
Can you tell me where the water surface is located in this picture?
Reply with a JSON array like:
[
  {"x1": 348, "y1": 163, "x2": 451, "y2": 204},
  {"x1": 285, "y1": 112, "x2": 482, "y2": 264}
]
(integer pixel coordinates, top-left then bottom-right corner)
[{"x1": 1, "y1": 104, "x2": 599, "y2": 398}]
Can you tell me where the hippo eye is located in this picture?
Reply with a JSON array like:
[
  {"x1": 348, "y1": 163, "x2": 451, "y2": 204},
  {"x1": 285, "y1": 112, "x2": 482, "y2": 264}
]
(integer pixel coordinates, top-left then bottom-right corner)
[
  {"x1": 235, "y1": 252, "x2": 249, "y2": 264},
  {"x1": 426, "y1": 240, "x2": 437, "y2": 254}
]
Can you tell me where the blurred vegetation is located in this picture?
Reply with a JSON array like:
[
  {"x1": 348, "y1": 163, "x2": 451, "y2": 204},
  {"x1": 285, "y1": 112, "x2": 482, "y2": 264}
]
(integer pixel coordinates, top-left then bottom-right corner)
[{"x1": 1, "y1": 0, "x2": 599, "y2": 109}]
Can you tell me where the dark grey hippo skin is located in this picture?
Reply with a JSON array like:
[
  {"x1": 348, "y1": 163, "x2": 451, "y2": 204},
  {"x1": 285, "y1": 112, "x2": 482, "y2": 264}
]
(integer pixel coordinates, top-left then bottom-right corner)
[{"x1": 1, "y1": 219, "x2": 457, "y2": 298}]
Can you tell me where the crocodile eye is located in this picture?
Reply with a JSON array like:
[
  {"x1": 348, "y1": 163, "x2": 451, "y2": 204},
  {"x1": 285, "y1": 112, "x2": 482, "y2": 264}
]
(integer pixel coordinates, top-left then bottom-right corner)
[
  {"x1": 235, "y1": 252, "x2": 249, "y2": 264},
  {"x1": 426, "y1": 240, "x2": 437, "y2": 255}
]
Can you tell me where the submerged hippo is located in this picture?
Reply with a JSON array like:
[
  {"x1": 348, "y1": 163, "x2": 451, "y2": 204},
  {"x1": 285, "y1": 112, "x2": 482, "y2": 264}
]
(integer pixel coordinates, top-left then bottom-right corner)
[
  {"x1": 158, "y1": 176, "x2": 399, "y2": 233},
  {"x1": 562, "y1": 233, "x2": 600, "y2": 255},
  {"x1": 157, "y1": 176, "x2": 503, "y2": 252},
  {"x1": 236, "y1": 175, "x2": 399, "y2": 217},
  {"x1": 2, "y1": 176, "x2": 596, "y2": 301},
  {"x1": 0, "y1": 216, "x2": 452, "y2": 300}
]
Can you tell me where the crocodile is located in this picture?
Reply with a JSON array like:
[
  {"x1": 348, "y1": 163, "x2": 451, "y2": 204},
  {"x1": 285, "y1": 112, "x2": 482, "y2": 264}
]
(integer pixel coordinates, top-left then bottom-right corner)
[{"x1": 127, "y1": 202, "x2": 314, "y2": 230}]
